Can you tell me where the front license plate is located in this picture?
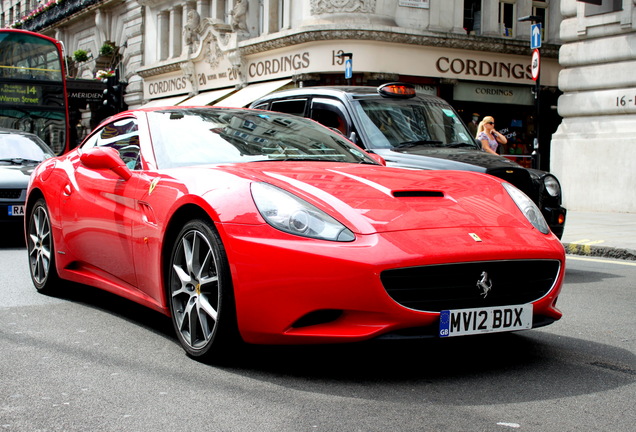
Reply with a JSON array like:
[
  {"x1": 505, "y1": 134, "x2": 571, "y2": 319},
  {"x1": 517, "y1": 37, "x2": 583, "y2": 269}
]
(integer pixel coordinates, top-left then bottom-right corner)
[
  {"x1": 439, "y1": 304, "x2": 533, "y2": 338},
  {"x1": 8, "y1": 205, "x2": 24, "y2": 216}
]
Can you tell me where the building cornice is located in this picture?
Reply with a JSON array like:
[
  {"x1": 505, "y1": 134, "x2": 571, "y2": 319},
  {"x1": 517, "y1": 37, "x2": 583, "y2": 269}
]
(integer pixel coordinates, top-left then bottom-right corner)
[{"x1": 239, "y1": 28, "x2": 560, "y2": 59}]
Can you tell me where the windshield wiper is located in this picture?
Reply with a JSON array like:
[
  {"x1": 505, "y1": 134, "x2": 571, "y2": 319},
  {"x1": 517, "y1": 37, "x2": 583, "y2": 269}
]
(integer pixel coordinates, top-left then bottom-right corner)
[
  {"x1": 0, "y1": 158, "x2": 42, "y2": 165},
  {"x1": 447, "y1": 142, "x2": 478, "y2": 148},
  {"x1": 263, "y1": 157, "x2": 342, "y2": 162},
  {"x1": 394, "y1": 140, "x2": 443, "y2": 149}
]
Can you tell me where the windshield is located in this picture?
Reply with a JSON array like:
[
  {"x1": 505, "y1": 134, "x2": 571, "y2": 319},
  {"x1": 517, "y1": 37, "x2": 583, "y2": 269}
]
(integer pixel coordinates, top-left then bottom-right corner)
[
  {"x1": 148, "y1": 108, "x2": 377, "y2": 169},
  {"x1": 351, "y1": 97, "x2": 479, "y2": 150},
  {"x1": 0, "y1": 131, "x2": 55, "y2": 162}
]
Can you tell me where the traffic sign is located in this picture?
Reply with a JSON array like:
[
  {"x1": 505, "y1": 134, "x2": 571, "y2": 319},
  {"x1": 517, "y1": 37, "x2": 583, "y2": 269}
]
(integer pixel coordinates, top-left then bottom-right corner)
[
  {"x1": 531, "y1": 49, "x2": 540, "y2": 81},
  {"x1": 345, "y1": 58, "x2": 352, "y2": 79},
  {"x1": 531, "y1": 23, "x2": 542, "y2": 49}
]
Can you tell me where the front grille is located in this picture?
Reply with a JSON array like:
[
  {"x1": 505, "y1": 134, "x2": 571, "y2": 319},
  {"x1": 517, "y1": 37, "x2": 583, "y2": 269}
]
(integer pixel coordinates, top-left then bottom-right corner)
[
  {"x1": 486, "y1": 167, "x2": 535, "y2": 202},
  {"x1": 381, "y1": 260, "x2": 560, "y2": 312},
  {"x1": 0, "y1": 189, "x2": 22, "y2": 199}
]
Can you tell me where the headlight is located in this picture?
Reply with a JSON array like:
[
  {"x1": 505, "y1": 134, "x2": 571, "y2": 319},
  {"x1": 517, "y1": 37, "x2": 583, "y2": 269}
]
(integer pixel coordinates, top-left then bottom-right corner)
[
  {"x1": 543, "y1": 175, "x2": 561, "y2": 198},
  {"x1": 251, "y1": 182, "x2": 355, "y2": 242},
  {"x1": 503, "y1": 183, "x2": 550, "y2": 235}
]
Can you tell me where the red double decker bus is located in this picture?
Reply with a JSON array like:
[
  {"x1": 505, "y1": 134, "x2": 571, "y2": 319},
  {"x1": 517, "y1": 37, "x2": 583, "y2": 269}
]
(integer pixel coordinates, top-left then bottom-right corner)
[{"x1": 0, "y1": 29, "x2": 70, "y2": 155}]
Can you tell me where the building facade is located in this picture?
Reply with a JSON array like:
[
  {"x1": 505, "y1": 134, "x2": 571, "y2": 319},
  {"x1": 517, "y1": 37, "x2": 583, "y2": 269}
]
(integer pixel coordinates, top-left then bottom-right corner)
[
  {"x1": 4, "y1": 0, "x2": 563, "y2": 170},
  {"x1": 551, "y1": 0, "x2": 636, "y2": 212}
]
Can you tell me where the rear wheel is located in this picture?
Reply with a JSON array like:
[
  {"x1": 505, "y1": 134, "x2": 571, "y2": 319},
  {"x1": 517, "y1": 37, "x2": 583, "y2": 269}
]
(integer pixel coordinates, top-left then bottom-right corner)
[
  {"x1": 27, "y1": 199, "x2": 60, "y2": 294},
  {"x1": 168, "y1": 219, "x2": 239, "y2": 363}
]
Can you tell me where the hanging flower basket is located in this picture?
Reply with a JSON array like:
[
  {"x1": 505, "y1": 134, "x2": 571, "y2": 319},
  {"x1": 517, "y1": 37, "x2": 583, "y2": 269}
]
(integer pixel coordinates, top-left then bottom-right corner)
[
  {"x1": 95, "y1": 69, "x2": 115, "y2": 80},
  {"x1": 73, "y1": 49, "x2": 89, "y2": 63}
]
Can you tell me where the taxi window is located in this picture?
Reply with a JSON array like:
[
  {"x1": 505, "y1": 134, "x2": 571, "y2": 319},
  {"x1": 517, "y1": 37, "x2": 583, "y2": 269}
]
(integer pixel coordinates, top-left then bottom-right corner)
[{"x1": 270, "y1": 99, "x2": 307, "y2": 116}]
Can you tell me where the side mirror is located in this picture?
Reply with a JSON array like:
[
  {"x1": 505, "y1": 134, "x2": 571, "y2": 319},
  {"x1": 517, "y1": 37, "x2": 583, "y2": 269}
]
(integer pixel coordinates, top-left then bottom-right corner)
[{"x1": 80, "y1": 146, "x2": 132, "y2": 180}]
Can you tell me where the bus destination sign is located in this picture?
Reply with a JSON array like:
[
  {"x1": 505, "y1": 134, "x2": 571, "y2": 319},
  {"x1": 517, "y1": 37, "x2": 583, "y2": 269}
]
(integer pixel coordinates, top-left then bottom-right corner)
[{"x1": 0, "y1": 83, "x2": 43, "y2": 105}]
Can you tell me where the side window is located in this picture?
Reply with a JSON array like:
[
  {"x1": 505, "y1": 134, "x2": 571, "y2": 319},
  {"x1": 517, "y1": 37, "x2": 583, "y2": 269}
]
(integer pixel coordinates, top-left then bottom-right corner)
[
  {"x1": 270, "y1": 98, "x2": 307, "y2": 116},
  {"x1": 310, "y1": 99, "x2": 349, "y2": 137},
  {"x1": 89, "y1": 118, "x2": 141, "y2": 170},
  {"x1": 252, "y1": 102, "x2": 270, "y2": 110}
]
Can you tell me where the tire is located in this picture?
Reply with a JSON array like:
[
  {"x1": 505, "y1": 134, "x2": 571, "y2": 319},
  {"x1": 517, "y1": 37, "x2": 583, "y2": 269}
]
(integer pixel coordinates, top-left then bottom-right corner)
[
  {"x1": 27, "y1": 199, "x2": 60, "y2": 294},
  {"x1": 168, "y1": 219, "x2": 239, "y2": 363}
]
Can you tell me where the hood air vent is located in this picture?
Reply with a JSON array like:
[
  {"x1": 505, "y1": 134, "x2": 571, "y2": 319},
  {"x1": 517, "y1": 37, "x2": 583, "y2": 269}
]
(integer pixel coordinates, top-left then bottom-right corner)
[{"x1": 393, "y1": 191, "x2": 444, "y2": 198}]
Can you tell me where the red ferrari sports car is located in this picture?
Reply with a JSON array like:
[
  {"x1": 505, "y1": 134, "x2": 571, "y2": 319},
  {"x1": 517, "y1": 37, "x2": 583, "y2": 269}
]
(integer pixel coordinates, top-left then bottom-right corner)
[{"x1": 25, "y1": 107, "x2": 565, "y2": 363}]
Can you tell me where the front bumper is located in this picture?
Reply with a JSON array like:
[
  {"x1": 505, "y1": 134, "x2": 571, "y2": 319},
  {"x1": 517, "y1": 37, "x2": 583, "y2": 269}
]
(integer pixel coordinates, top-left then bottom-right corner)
[{"x1": 220, "y1": 224, "x2": 566, "y2": 345}]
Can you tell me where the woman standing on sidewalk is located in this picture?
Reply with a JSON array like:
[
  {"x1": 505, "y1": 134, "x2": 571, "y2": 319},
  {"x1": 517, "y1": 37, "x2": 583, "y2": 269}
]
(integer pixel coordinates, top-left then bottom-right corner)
[{"x1": 476, "y1": 116, "x2": 507, "y2": 155}]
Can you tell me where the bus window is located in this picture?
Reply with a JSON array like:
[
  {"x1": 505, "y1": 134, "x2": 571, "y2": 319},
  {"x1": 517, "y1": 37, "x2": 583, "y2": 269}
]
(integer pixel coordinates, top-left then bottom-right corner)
[{"x1": 0, "y1": 29, "x2": 69, "y2": 155}]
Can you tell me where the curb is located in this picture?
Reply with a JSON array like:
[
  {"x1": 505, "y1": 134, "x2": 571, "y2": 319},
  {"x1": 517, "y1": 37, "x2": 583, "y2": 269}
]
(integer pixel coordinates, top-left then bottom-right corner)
[{"x1": 562, "y1": 243, "x2": 636, "y2": 261}]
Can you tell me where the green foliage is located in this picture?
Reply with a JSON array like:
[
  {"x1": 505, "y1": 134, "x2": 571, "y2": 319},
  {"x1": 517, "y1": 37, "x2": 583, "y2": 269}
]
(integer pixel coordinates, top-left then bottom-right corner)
[
  {"x1": 100, "y1": 42, "x2": 116, "y2": 56},
  {"x1": 73, "y1": 49, "x2": 89, "y2": 62}
]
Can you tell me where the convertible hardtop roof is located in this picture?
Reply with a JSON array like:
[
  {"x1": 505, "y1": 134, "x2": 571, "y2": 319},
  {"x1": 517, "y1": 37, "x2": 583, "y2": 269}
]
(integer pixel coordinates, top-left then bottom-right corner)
[{"x1": 253, "y1": 85, "x2": 446, "y2": 103}]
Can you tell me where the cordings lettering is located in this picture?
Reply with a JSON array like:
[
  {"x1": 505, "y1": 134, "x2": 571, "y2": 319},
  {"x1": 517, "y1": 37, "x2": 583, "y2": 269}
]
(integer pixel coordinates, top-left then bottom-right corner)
[
  {"x1": 148, "y1": 77, "x2": 188, "y2": 95},
  {"x1": 436, "y1": 57, "x2": 532, "y2": 80},
  {"x1": 248, "y1": 52, "x2": 310, "y2": 78}
]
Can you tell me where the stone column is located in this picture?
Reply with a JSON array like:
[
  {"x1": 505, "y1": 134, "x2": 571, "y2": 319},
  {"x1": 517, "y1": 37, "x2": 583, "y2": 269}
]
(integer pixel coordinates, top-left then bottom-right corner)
[
  {"x1": 169, "y1": 6, "x2": 183, "y2": 58},
  {"x1": 550, "y1": 0, "x2": 636, "y2": 212},
  {"x1": 480, "y1": 0, "x2": 500, "y2": 37},
  {"x1": 158, "y1": 11, "x2": 169, "y2": 61}
]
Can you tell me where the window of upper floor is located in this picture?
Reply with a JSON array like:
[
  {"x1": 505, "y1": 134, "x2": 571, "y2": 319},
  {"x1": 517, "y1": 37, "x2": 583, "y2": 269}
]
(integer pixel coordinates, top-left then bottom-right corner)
[
  {"x1": 582, "y1": 0, "x2": 622, "y2": 16},
  {"x1": 499, "y1": 1, "x2": 516, "y2": 38},
  {"x1": 533, "y1": 1, "x2": 548, "y2": 42},
  {"x1": 463, "y1": 0, "x2": 482, "y2": 35}
]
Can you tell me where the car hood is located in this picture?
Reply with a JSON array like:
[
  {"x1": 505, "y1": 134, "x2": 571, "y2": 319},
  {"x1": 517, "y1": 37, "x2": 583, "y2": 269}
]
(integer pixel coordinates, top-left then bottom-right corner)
[
  {"x1": 221, "y1": 162, "x2": 528, "y2": 235},
  {"x1": 374, "y1": 147, "x2": 521, "y2": 172},
  {"x1": 0, "y1": 164, "x2": 35, "y2": 188}
]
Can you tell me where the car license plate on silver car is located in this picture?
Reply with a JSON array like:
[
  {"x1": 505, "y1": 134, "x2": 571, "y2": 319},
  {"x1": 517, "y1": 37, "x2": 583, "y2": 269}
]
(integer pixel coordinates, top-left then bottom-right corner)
[
  {"x1": 8, "y1": 205, "x2": 24, "y2": 216},
  {"x1": 439, "y1": 304, "x2": 533, "y2": 338}
]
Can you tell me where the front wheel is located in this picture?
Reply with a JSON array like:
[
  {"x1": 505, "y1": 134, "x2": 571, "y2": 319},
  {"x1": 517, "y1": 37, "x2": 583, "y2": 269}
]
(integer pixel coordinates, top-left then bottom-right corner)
[
  {"x1": 168, "y1": 219, "x2": 239, "y2": 363},
  {"x1": 27, "y1": 198, "x2": 60, "y2": 294}
]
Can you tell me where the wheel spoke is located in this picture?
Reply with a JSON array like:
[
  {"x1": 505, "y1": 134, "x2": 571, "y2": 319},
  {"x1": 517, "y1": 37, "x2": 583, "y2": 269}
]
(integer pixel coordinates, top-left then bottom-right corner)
[
  {"x1": 196, "y1": 303, "x2": 213, "y2": 341},
  {"x1": 182, "y1": 235, "x2": 195, "y2": 277},
  {"x1": 198, "y1": 293, "x2": 218, "y2": 322},
  {"x1": 186, "y1": 299, "x2": 199, "y2": 346}
]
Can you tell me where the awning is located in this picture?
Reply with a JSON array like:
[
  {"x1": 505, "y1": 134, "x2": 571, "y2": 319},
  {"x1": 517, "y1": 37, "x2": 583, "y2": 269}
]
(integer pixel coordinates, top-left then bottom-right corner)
[
  {"x1": 178, "y1": 87, "x2": 235, "y2": 106},
  {"x1": 213, "y1": 79, "x2": 292, "y2": 108},
  {"x1": 139, "y1": 94, "x2": 191, "y2": 108}
]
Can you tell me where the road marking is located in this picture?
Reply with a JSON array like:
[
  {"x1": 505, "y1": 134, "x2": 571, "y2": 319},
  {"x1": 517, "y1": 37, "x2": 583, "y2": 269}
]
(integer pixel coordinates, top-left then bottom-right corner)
[
  {"x1": 569, "y1": 239, "x2": 606, "y2": 245},
  {"x1": 497, "y1": 422, "x2": 521, "y2": 428},
  {"x1": 566, "y1": 239, "x2": 605, "y2": 255},
  {"x1": 567, "y1": 256, "x2": 636, "y2": 267}
]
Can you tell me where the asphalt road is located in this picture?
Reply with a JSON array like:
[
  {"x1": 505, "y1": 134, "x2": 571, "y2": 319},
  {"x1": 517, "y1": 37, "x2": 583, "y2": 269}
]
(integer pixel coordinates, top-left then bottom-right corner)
[{"x1": 1, "y1": 232, "x2": 634, "y2": 432}]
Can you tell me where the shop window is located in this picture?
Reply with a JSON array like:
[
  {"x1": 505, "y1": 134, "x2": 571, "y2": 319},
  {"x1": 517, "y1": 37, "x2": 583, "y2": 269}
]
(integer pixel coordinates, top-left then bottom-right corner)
[
  {"x1": 583, "y1": 0, "x2": 622, "y2": 16},
  {"x1": 499, "y1": 1, "x2": 516, "y2": 37},
  {"x1": 463, "y1": 0, "x2": 482, "y2": 35}
]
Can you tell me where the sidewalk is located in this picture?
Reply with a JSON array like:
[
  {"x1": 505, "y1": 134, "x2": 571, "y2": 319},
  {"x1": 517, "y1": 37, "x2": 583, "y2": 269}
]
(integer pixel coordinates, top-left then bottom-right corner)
[{"x1": 560, "y1": 210, "x2": 636, "y2": 260}]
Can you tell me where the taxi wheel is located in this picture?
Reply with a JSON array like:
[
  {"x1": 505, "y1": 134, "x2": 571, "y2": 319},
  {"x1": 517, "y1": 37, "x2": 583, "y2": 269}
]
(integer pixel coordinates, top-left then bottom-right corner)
[
  {"x1": 167, "y1": 219, "x2": 239, "y2": 363},
  {"x1": 27, "y1": 199, "x2": 60, "y2": 294}
]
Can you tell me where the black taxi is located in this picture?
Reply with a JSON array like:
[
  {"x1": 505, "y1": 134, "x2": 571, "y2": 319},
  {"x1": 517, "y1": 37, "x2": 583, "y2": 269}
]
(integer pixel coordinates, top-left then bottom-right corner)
[{"x1": 251, "y1": 83, "x2": 566, "y2": 239}]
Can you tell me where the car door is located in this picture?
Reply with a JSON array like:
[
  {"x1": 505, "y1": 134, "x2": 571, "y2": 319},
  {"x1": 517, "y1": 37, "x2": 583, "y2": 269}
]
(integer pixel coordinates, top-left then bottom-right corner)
[{"x1": 59, "y1": 117, "x2": 143, "y2": 287}]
